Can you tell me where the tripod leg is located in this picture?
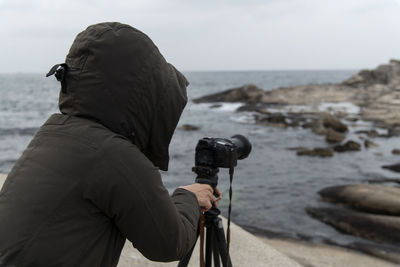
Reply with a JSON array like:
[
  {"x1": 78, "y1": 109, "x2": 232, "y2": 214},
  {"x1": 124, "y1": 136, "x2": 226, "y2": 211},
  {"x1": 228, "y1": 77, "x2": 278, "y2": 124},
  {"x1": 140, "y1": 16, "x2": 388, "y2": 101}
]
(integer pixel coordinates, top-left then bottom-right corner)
[
  {"x1": 205, "y1": 225, "x2": 213, "y2": 267},
  {"x1": 178, "y1": 243, "x2": 196, "y2": 267},
  {"x1": 214, "y1": 218, "x2": 232, "y2": 267},
  {"x1": 212, "y1": 231, "x2": 221, "y2": 267}
]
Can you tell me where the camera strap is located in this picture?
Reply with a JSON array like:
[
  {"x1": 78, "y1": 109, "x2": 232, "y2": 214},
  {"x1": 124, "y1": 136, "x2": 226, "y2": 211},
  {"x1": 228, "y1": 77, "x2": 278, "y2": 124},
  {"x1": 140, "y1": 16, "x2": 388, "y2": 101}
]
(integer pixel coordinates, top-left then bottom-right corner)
[{"x1": 226, "y1": 166, "x2": 234, "y2": 267}]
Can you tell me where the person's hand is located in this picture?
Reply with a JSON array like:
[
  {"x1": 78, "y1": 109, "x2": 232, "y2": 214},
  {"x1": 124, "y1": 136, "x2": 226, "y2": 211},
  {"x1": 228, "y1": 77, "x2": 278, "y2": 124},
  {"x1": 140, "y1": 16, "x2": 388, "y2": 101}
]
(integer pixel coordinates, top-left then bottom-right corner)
[{"x1": 179, "y1": 183, "x2": 222, "y2": 212}]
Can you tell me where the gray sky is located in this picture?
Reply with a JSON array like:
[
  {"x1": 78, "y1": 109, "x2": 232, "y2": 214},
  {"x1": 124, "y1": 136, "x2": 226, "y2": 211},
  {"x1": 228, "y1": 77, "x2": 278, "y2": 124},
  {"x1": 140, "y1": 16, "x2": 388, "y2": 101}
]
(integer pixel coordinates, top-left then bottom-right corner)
[{"x1": 1, "y1": 0, "x2": 399, "y2": 72}]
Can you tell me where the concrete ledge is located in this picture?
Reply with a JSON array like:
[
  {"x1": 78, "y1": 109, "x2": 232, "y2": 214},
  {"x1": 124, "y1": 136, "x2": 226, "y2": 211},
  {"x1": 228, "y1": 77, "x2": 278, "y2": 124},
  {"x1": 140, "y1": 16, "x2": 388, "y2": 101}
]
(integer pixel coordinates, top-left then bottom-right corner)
[
  {"x1": 118, "y1": 216, "x2": 300, "y2": 267},
  {"x1": 0, "y1": 174, "x2": 299, "y2": 266}
]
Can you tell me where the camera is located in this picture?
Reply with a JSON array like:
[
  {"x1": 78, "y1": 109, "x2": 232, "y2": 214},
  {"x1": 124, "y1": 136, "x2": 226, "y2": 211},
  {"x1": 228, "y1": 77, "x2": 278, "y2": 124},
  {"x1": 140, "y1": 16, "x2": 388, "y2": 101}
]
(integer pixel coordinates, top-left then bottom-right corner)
[
  {"x1": 179, "y1": 134, "x2": 252, "y2": 267},
  {"x1": 193, "y1": 135, "x2": 252, "y2": 187}
]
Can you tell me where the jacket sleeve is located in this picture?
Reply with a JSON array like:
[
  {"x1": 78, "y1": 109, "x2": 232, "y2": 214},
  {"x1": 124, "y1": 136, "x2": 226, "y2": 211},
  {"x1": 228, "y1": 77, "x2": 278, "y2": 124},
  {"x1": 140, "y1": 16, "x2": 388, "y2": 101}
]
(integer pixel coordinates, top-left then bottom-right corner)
[{"x1": 85, "y1": 136, "x2": 201, "y2": 262}]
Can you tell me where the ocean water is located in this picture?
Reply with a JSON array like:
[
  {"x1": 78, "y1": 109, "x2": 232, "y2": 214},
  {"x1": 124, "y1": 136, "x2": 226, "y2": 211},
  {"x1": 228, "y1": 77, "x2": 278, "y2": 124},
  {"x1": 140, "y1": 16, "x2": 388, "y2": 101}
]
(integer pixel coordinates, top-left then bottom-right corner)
[{"x1": 2, "y1": 70, "x2": 400, "y2": 247}]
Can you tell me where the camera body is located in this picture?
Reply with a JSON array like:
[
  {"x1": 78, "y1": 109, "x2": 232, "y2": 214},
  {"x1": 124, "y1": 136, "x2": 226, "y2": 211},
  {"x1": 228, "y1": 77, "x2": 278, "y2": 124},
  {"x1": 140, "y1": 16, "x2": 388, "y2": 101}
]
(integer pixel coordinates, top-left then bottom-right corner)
[
  {"x1": 193, "y1": 135, "x2": 252, "y2": 188},
  {"x1": 195, "y1": 137, "x2": 238, "y2": 169}
]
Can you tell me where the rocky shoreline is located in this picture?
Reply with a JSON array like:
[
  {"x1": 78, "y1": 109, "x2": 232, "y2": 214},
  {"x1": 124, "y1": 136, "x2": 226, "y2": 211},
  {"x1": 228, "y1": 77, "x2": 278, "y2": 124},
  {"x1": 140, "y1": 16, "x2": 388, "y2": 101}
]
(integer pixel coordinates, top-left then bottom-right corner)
[{"x1": 191, "y1": 59, "x2": 400, "y2": 263}]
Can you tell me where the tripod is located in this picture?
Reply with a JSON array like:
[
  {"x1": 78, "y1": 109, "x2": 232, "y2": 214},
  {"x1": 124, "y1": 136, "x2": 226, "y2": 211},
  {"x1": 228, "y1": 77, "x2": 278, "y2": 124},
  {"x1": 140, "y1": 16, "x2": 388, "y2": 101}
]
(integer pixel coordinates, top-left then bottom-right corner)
[{"x1": 178, "y1": 166, "x2": 233, "y2": 267}]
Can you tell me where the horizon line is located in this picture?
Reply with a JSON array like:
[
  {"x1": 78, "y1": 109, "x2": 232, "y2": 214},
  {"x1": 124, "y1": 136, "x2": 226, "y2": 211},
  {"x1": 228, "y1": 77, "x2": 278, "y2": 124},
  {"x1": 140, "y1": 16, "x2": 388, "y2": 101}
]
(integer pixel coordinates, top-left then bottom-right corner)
[{"x1": 0, "y1": 68, "x2": 360, "y2": 75}]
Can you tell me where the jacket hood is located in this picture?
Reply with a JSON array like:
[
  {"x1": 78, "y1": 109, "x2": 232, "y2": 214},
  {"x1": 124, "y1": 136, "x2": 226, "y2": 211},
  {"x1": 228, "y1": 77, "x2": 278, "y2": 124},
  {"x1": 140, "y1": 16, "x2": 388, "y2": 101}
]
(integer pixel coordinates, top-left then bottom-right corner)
[{"x1": 58, "y1": 22, "x2": 188, "y2": 171}]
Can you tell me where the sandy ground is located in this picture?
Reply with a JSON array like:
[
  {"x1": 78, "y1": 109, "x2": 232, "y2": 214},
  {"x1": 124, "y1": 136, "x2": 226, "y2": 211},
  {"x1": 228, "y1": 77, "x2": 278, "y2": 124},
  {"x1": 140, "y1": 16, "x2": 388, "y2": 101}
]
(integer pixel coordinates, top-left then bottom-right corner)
[{"x1": 0, "y1": 174, "x2": 397, "y2": 266}]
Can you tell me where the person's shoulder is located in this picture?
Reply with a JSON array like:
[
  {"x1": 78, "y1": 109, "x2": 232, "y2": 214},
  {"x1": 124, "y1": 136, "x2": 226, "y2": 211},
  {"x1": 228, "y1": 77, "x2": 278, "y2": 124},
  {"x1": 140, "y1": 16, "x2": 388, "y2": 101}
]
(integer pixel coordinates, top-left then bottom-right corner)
[{"x1": 101, "y1": 134, "x2": 158, "y2": 172}]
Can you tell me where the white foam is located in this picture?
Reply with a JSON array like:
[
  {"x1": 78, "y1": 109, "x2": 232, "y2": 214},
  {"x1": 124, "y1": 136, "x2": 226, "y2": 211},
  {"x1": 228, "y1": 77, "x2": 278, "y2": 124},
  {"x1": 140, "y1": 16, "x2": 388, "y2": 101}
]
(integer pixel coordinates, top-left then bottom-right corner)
[
  {"x1": 229, "y1": 113, "x2": 256, "y2": 124},
  {"x1": 318, "y1": 102, "x2": 360, "y2": 115},
  {"x1": 266, "y1": 102, "x2": 360, "y2": 115},
  {"x1": 191, "y1": 102, "x2": 244, "y2": 112},
  {"x1": 215, "y1": 103, "x2": 244, "y2": 112}
]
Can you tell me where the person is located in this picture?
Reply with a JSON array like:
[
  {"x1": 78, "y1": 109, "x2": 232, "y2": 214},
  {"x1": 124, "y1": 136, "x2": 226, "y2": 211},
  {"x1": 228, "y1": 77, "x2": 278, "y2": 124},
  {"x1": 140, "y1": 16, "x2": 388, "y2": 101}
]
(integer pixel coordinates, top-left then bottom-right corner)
[{"x1": 0, "y1": 22, "x2": 221, "y2": 266}]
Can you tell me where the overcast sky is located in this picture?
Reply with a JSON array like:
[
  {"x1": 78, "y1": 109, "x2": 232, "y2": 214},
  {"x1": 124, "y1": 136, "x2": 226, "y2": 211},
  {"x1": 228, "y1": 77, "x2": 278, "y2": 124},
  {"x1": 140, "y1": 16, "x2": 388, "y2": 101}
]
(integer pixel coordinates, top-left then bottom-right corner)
[{"x1": 1, "y1": 0, "x2": 399, "y2": 72}]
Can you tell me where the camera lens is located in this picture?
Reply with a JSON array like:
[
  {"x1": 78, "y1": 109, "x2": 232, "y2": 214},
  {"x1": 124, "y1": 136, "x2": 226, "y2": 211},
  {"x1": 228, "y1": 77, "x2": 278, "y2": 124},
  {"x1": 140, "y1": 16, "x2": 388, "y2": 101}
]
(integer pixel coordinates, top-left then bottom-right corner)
[{"x1": 231, "y1": 135, "x2": 252, "y2": 160}]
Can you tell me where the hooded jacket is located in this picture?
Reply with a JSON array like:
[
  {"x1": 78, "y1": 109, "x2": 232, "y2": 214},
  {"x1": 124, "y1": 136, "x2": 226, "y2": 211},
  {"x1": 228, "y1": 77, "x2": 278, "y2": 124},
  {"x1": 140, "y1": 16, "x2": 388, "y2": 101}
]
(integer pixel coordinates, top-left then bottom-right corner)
[{"x1": 0, "y1": 22, "x2": 201, "y2": 266}]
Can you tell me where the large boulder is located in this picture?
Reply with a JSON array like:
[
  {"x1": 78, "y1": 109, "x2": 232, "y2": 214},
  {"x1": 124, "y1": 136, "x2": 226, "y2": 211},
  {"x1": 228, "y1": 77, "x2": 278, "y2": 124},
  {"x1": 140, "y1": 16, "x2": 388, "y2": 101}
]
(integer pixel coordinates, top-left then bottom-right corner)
[
  {"x1": 192, "y1": 84, "x2": 265, "y2": 103},
  {"x1": 306, "y1": 207, "x2": 400, "y2": 244},
  {"x1": 318, "y1": 184, "x2": 400, "y2": 215}
]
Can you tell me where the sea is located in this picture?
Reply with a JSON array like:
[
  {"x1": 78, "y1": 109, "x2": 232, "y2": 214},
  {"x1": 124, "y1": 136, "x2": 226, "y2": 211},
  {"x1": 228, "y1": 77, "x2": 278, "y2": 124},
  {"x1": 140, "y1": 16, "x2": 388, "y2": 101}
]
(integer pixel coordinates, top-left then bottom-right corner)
[{"x1": 2, "y1": 70, "x2": 400, "y2": 248}]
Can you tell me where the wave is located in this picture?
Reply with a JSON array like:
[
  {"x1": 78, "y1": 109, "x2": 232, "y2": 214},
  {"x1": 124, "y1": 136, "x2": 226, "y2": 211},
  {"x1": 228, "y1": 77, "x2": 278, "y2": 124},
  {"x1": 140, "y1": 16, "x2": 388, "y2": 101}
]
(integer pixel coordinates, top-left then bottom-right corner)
[{"x1": 0, "y1": 127, "x2": 38, "y2": 137}]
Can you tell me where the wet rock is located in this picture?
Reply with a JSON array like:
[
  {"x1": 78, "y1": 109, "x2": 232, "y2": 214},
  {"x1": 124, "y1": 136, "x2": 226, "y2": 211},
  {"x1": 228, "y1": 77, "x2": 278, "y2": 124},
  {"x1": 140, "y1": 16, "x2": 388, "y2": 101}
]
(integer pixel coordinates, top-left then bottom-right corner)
[
  {"x1": 318, "y1": 184, "x2": 400, "y2": 215},
  {"x1": 322, "y1": 113, "x2": 348, "y2": 133},
  {"x1": 265, "y1": 113, "x2": 286, "y2": 124},
  {"x1": 366, "y1": 177, "x2": 400, "y2": 185},
  {"x1": 180, "y1": 124, "x2": 199, "y2": 131},
  {"x1": 350, "y1": 242, "x2": 400, "y2": 264},
  {"x1": 388, "y1": 126, "x2": 400, "y2": 137},
  {"x1": 364, "y1": 139, "x2": 379, "y2": 148},
  {"x1": 374, "y1": 152, "x2": 384, "y2": 156},
  {"x1": 297, "y1": 148, "x2": 333, "y2": 157},
  {"x1": 311, "y1": 121, "x2": 328, "y2": 135},
  {"x1": 333, "y1": 141, "x2": 361, "y2": 152},
  {"x1": 236, "y1": 104, "x2": 264, "y2": 113},
  {"x1": 355, "y1": 129, "x2": 379, "y2": 138},
  {"x1": 392, "y1": 149, "x2": 400, "y2": 155},
  {"x1": 209, "y1": 104, "x2": 222, "y2": 109},
  {"x1": 286, "y1": 147, "x2": 308, "y2": 151},
  {"x1": 382, "y1": 163, "x2": 400, "y2": 173},
  {"x1": 306, "y1": 207, "x2": 400, "y2": 244},
  {"x1": 192, "y1": 84, "x2": 264, "y2": 103},
  {"x1": 255, "y1": 113, "x2": 288, "y2": 128},
  {"x1": 325, "y1": 128, "x2": 345, "y2": 143},
  {"x1": 345, "y1": 117, "x2": 359, "y2": 122}
]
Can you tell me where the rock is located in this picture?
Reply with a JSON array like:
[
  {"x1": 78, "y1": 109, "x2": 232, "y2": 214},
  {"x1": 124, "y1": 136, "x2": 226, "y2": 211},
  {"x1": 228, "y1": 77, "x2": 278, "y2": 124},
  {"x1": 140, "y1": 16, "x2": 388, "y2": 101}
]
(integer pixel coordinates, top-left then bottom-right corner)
[
  {"x1": 366, "y1": 178, "x2": 400, "y2": 185},
  {"x1": 321, "y1": 113, "x2": 348, "y2": 133},
  {"x1": 209, "y1": 104, "x2": 222, "y2": 109},
  {"x1": 193, "y1": 60, "x2": 400, "y2": 128},
  {"x1": 286, "y1": 147, "x2": 308, "y2": 151},
  {"x1": 311, "y1": 121, "x2": 328, "y2": 135},
  {"x1": 392, "y1": 149, "x2": 400, "y2": 155},
  {"x1": 355, "y1": 129, "x2": 379, "y2": 138},
  {"x1": 297, "y1": 148, "x2": 333, "y2": 157},
  {"x1": 350, "y1": 242, "x2": 400, "y2": 264},
  {"x1": 345, "y1": 117, "x2": 359, "y2": 122},
  {"x1": 342, "y1": 60, "x2": 400, "y2": 87},
  {"x1": 306, "y1": 207, "x2": 400, "y2": 244},
  {"x1": 325, "y1": 128, "x2": 345, "y2": 143},
  {"x1": 318, "y1": 184, "x2": 400, "y2": 215},
  {"x1": 236, "y1": 104, "x2": 264, "y2": 113},
  {"x1": 388, "y1": 126, "x2": 400, "y2": 137},
  {"x1": 364, "y1": 139, "x2": 379, "y2": 148},
  {"x1": 382, "y1": 163, "x2": 400, "y2": 173},
  {"x1": 333, "y1": 141, "x2": 361, "y2": 152},
  {"x1": 374, "y1": 152, "x2": 384, "y2": 156},
  {"x1": 255, "y1": 113, "x2": 288, "y2": 128},
  {"x1": 192, "y1": 84, "x2": 264, "y2": 103},
  {"x1": 180, "y1": 124, "x2": 199, "y2": 131}
]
